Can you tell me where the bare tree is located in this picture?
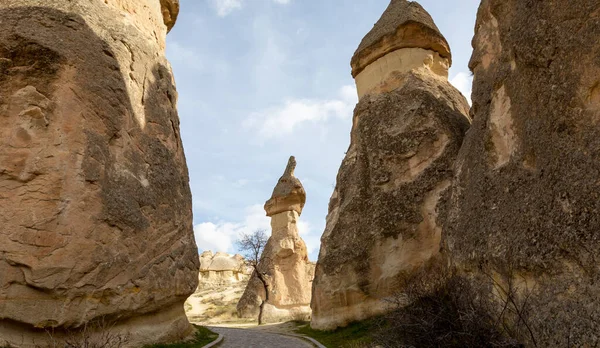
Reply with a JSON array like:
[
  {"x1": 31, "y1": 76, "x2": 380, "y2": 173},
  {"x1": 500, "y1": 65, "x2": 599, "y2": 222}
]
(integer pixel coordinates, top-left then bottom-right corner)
[
  {"x1": 236, "y1": 229, "x2": 271, "y2": 325},
  {"x1": 41, "y1": 317, "x2": 130, "y2": 348}
]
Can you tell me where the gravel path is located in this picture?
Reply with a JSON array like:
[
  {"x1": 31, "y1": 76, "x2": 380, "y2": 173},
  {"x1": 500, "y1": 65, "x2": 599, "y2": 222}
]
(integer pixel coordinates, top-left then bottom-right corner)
[{"x1": 208, "y1": 326, "x2": 314, "y2": 348}]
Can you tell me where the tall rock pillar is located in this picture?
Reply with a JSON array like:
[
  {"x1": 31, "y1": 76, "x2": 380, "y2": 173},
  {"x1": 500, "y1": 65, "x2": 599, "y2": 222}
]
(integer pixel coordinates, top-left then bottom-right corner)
[
  {"x1": 0, "y1": 0, "x2": 199, "y2": 346},
  {"x1": 237, "y1": 157, "x2": 315, "y2": 323},
  {"x1": 444, "y1": 0, "x2": 600, "y2": 346},
  {"x1": 310, "y1": 0, "x2": 470, "y2": 330}
]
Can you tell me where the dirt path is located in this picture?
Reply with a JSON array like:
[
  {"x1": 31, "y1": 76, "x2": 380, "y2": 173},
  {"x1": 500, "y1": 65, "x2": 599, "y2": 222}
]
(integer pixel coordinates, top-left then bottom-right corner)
[{"x1": 208, "y1": 326, "x2": 314, "y2": 348}]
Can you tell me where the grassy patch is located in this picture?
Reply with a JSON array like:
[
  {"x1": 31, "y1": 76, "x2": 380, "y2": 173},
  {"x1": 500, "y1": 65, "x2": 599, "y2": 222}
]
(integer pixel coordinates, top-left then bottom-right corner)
[
  {"x1": 294, "y1": 320, "x2": 376, "y2": 348},
  {"x1": 145, "y1": 325, "x2": 219, "y2": 348}
]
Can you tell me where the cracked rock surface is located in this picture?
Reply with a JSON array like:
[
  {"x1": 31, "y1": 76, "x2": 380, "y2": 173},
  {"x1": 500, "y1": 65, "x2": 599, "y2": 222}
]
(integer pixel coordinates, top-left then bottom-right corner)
[{"x1": 444, "y1": 0, "x2": 600, "y2": 346}]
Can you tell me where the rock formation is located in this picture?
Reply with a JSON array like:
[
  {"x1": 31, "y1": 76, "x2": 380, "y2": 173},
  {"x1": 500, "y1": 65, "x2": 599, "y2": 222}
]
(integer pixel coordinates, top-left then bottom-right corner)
[
  {"x1": 444, "y1": 0, "x2": 600, "y2": 346},
  {"x1": 237, "y1": 157, "x2": 315, "y2": 323},
  {"x1": 198, "y1": 251, "x2": 250, "y2": 285},
  {"x1": 311, "y1": 0, "x2": 470, "y2": 330},
  {"x1": 0, "y1": 0, "x2": 199, "y2": 346},
  {"x1": 186, "y1": 251, "x2": 251, "y2": 324}
]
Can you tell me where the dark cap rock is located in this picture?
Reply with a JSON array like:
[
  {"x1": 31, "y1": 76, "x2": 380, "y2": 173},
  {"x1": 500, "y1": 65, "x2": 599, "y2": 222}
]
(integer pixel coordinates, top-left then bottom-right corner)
[{"x1": 351, "y1": 0, "x2": 451, "y2": 77}]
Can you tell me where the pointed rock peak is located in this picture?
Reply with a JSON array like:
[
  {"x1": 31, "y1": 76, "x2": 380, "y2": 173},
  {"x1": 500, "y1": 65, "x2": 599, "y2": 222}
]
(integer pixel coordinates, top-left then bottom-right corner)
[
  {"x1": 351, "y1": 0, "x2": 451, "y2": 77},
  {"x1": 265, "y1": 156, "x2": 306, "y2": 217},
  {"x1": 283, "y1": 156, "x2": 297, "y2": 177}
]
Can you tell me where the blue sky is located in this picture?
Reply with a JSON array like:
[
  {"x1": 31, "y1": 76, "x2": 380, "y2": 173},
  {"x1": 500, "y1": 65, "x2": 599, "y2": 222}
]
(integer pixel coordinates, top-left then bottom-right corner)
[{"x1": 166, "y1": 0, "x2": 479, "y2": 260}]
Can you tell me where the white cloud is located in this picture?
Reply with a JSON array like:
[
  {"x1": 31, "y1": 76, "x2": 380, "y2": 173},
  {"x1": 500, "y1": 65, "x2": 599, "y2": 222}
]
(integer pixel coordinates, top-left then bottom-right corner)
[
  {"x1": 244, "y1": 85, "x2": 358, "y2": 139},
  {"x1": 272, "y1": 0, "x2": 291, "y2": 4},
  {"x1": 194, "y1": 204, "x2": 321, "y2": 258},
  {"x1": 194, "y1": 204, "x2": 270, "y2": 253},
  {"x1": 210, "y1": 0, "x2": 243, "y2": 17},
  {"x1": 296, "y1": 220, "x2": 320, "y2": 256},
  {"x1": 450, "y1": 71, "x2": 473, "y2": 105}
]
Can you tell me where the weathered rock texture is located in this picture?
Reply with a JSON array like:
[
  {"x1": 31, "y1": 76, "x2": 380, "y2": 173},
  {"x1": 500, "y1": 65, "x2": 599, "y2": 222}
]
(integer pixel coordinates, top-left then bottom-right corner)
[
  {"x1": 310, "y1": 0, "x2": 470, "y2": 330},
  {"x1": 237, "y1": 157, "x2": 315, "y2": 323},
  {"x1": 0, "y1": 0, "x2": 199, "y2": 346},
  {"x1": 444, "y1": 1, "x2": 600, "y2": 346},
  {"x1": 199, "y1": 251, "x2": 250, "y2": 285}
]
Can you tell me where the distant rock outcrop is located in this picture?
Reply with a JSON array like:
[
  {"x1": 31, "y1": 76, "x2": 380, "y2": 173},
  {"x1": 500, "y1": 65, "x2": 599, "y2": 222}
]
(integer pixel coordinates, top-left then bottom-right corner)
[
  {"x1": 237, "y1": 157, "x2": 315, "y2": 323},
  {"x1": 0, "y1": 0, "x2": 198, "y2": 346},
  {"x1": 311, "y1": 0, "x2": 470, "y2": 330},
  {"x1": 199, "y1": 251, "x2": 250, "y2": 285},
  {"x1": 444, "y1": 0, "x2": 600, "y2": 346},
  {"x1": 186, "y1": 251, "x2": 251, "y2": 324}
]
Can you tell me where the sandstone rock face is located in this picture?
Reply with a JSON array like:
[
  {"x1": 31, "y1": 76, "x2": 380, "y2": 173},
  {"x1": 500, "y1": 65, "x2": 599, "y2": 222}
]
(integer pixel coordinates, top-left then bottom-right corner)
[
  {"x1": 0, "y1": 1, "x2": 198, "y2": 346},
  {"x1": 237, "y1": 157, "x2": 315, "y2": 323},
  {"x1": 444, "y1": 1, "x2": 600, "y2": 346},
  {"x1": 311, "y1": 0, "x2": 470, "y2": 330},
  {"x1": 198, "y1": 251, "x2": 250, "y2": 285}
]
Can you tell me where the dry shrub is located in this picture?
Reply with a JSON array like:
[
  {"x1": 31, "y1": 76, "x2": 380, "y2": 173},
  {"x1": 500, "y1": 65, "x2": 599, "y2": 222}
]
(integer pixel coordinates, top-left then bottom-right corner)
[
  {"x1": 43, "y1": 318, "x2": 129, "y2": 348},
  {"x1": 373, "y1": 260, "x2": 524, "y2": 348}
]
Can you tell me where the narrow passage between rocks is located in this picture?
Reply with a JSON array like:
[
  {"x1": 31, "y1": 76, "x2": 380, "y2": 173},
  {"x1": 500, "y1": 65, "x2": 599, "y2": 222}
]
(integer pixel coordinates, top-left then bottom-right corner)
[{"x1": 208, "y1": 326, "x2": 314, "y2": 348}]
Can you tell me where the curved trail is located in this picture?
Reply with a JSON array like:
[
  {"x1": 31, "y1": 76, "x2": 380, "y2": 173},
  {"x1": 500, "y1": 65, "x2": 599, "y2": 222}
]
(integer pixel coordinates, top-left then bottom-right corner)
[{"x1": 208, "y1": 326, "x2": 314, "y2": 348}]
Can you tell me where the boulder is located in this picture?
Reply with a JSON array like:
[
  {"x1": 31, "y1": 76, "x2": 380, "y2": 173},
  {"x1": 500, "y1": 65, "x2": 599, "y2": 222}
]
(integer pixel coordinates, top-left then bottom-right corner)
[
  {"x1": 0, "y1": 0, "x2": 198, "y2": 346},
  {"x1": 444, "y1": 0, "x2": 600, "y2": 346},
  {"x1": 310, "y1": 0, "x2": 470, "y2": 330}
]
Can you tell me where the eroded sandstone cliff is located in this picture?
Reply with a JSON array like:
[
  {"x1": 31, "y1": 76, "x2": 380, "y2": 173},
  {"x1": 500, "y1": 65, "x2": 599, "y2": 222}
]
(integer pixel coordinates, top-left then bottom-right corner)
[
  {"x1": 311, "y1": 0, "x2": 470, "y2": 330},
  {"x1": 237, "y1": 157, "x2": 315, "y2": 323},
  {"x1": 0, "y1": 0, "x2": 199, "y2": 346},
  {"x1": 443, "y1": 0, "x2": 600, "y2": 346}
]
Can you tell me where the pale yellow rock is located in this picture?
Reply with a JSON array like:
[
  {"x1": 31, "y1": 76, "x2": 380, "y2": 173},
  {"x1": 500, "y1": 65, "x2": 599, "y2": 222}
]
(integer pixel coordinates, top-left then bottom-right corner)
[
  {"x1": 355, "y1": 47, "x2": 449, "y2": 99},
  {"x1": 237, "y1": 157, "x2": 315, "y2": 323}
]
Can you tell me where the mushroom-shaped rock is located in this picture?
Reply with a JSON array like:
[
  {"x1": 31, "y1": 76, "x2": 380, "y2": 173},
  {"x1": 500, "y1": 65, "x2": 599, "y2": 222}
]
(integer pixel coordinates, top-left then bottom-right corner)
[
  {"x1": 352, "y1": 0, "x2": 455, "y2": 99},
  {"x1": 310, "y1": 0, "x2": 470, "y2": 331},
  {"x1": 264, "y1": 156, "x2": 307, "y2": 217},
  {"x1": 351, "y1": 0, "x2": 450, "y2": 77},
  {"x1": 238, "y1": 157, "x2": 315, "y2": 323}
]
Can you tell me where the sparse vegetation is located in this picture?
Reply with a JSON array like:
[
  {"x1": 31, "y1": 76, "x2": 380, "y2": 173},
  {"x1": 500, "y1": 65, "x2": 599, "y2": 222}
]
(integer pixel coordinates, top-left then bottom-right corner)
[
  {"x1": 236, "y1": 229, "x2": 271, "y2": 325},
  {"x1": 42, "y1": 317, "x2": 130, "y2": 348},
  {"x1": 144, "y1": 325, "x2": 219, "y2": 348},
  {"x1": 373, "y1": 275, "x2": 521, "y2": 347},
  {"x1": 294, "y1": 320, "x2": 376, "y2": 348},
  {"x1": 296, "y1": 259, "x2": 540, "y2": 348}
]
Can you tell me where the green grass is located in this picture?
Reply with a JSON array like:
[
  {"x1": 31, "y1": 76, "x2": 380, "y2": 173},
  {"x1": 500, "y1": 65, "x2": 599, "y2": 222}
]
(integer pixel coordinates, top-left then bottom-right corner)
[
  {"x1": 145, "y1": 325, "x2": 219, "y2": 348},
  {"x1": 293, "y1": 319, "x2": 376, "y2": 348}
]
